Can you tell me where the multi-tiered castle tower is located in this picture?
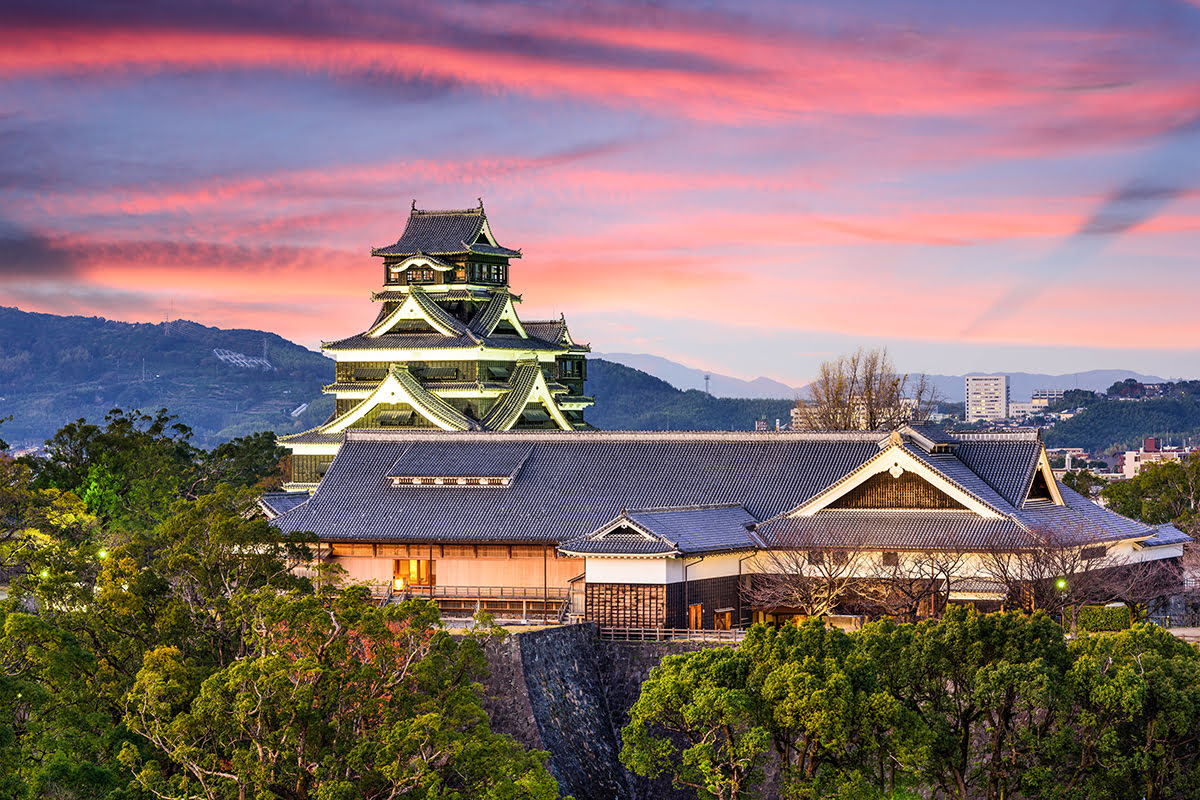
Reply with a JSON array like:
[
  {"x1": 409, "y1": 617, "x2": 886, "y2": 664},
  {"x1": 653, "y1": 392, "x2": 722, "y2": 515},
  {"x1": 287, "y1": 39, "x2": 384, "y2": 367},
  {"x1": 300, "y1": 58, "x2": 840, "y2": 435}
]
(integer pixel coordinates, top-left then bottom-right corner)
[{"x1": 281, "y1": 201, "x2": 593, "y2": 489}]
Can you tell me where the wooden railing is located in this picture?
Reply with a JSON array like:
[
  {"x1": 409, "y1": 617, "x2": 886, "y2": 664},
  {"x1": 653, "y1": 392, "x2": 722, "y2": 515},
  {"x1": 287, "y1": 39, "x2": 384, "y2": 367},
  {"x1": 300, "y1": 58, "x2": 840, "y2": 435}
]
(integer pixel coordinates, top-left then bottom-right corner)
[
  {"x1": 598, "y1": 626, "x2": 747, "y2": 643},
  {"x1": 377, "y1": 584, "x2": 570, "y2": 602}
]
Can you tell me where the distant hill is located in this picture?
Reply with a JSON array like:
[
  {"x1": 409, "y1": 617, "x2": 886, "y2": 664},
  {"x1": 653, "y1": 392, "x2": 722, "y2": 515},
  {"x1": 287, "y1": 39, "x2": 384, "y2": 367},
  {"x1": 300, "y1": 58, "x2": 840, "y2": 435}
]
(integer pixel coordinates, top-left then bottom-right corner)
[
  {"x1": 595, "y1": 352, "x2": 802, "y2": 399},
  {"x1": 0, "y1": 307, "x2": 335, "y2": 449},
  {"x1": 585, "y1": 359, "x2": 794, "y2": 431},
  {"x1": 598, "y1": 352, "x2": 1171, "y2": 405}
]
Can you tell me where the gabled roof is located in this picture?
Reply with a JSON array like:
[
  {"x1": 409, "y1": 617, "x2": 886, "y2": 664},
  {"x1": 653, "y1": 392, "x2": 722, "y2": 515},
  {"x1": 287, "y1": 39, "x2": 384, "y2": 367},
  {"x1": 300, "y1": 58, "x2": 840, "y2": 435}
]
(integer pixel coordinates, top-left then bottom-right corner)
[
  {"x1": 469, "y1": 290, "x2": 526, "y2": 338},
  {"x1": 319, "y1": 366, "x2": 482, "y2": 433},
  {"x1": 364, "y1": 289, "x2": 479, "y2": 340},
  {"x1": 372, "y1": 203, "x2": 521, "y2": 258},
  {"x1": 481, "y1": 361, "x2": 574, "y2": 431},
  {"x1": 258, "y1": 491, "x2": 312, "y2": 519},
  {"x1": 560, "y1": 504, "x2": 760, "y2": 557}
]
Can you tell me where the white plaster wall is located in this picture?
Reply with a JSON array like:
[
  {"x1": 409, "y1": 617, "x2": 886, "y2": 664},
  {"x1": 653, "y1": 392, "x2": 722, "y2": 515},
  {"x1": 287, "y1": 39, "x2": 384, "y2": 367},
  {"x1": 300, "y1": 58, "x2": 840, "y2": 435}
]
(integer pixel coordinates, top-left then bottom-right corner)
[
  {"x1": 677, "y1": 552, "x2": 751, "y2": 582},
  {"x1": 586, "y1": 558, "x2": 670, "y2": 585}
]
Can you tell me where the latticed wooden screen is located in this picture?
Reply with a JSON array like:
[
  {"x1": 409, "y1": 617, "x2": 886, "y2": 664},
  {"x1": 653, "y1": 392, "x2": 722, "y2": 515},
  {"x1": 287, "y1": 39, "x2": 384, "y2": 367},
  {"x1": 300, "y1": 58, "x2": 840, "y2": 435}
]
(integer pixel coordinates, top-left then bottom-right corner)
[
  {"x1": 831, "y1": 471, "x2": 967, "y2": 510},
  {"x1": 586, "y1": 583, "x2": 666, "y2": 627}
]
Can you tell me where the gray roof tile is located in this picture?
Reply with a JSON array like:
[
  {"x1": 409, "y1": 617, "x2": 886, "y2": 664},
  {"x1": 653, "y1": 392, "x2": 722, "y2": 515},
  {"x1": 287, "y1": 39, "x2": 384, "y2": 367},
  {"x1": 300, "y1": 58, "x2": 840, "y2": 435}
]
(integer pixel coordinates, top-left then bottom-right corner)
[{"x1": 372, "y1": 206, "x2": 520, "y2": 258}]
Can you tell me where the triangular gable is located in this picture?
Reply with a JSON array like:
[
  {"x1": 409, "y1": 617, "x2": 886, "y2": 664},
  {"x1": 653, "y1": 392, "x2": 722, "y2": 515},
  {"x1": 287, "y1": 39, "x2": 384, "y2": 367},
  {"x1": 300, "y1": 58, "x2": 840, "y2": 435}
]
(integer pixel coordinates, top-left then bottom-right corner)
[
  {"x1": 786, "y1": 442, "x2": 1005, "y2": 519},
  {"x1": 323, "y1": 368, "x2": 479, "y2": 432},
  {"x1": 482, "y1": 362, "x2": 574, "y2": 431},
  {"x1": 475, "y1": 216, "x2": 499, "y2": 247},
  {"x1": 556, "y1": 512, "x2": 680, "y2": 558},
  {"x1": 1026, "y1": 447, "x2": 1065, "y2": 506},
  {"x1": 366, "y1": 291, "x2": 472, "y2": 338}
]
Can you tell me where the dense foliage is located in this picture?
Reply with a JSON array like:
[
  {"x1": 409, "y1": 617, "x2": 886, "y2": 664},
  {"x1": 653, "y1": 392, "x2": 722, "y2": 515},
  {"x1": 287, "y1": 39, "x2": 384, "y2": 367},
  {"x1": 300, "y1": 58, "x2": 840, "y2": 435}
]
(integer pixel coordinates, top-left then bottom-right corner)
[
  {"x1": 0, "y1": 307, "x2": 335, "y2": 449},
  {"x1": 1043, "y1": 397, "x2": 1200, "y2": 453},
  {"x1": 1075, "y1": 605, "x2": 1131, "y2": 632},
  {"x1": 0, "y1": 413, "x2": 559, "y2": 800},
  {"x1": 622, "y1": 610, "x2": 1200, "y2": 800},
  {"x1": 586, "y1": 359, "x2": 794, "y2": 431},
  {"x1": 1100, "y1": 451, "x2": 1200, "y2": 530}
]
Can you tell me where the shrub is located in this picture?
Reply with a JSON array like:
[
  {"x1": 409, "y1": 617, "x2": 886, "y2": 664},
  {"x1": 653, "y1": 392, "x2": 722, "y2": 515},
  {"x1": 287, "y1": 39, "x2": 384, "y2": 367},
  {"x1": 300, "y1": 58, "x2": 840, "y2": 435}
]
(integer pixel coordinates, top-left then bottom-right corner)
[{"x1": 1077, "y1": 605, "x2": 1132, "y2": 632}]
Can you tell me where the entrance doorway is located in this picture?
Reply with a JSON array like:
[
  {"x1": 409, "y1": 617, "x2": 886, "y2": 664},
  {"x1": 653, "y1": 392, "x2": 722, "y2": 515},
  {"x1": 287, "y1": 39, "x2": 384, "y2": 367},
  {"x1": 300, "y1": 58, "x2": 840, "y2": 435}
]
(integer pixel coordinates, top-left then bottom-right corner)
[
  {"x1": 714, "y1": 610, "x2": 732, "y2": 631},
  {"x1": 688, "y1": 603, "x2": 703, "y2": 630},
  {"x1": 393, "y1": 559, "x2": 435, "y2": 592}
]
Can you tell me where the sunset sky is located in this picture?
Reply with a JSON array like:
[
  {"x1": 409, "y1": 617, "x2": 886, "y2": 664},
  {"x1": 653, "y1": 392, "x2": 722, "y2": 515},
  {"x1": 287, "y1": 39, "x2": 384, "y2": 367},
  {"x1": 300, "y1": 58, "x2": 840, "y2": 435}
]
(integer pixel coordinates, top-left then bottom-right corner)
[{"x1": 3, "y1": 0, "x2": 1199, "y2": 384}]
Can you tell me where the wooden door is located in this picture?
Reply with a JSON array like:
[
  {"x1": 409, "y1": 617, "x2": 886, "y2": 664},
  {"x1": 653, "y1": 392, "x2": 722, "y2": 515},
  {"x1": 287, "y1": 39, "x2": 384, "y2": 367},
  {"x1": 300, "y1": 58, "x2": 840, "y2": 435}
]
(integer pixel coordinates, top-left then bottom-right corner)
[
  {"x1": 714, "y1": 610, "x2": 732, "y2": 631},
  {"x1": 688, "y1": 603, "x2": 703, "y2": 630}
]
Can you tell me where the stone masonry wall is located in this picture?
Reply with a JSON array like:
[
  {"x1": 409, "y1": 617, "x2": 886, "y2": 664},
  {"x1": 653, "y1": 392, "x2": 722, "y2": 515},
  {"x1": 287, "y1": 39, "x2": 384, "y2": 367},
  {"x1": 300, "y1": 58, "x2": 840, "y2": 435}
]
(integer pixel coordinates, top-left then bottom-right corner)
[{"x1": 481, "y1": 624, "x2": 730, "y2": 800}]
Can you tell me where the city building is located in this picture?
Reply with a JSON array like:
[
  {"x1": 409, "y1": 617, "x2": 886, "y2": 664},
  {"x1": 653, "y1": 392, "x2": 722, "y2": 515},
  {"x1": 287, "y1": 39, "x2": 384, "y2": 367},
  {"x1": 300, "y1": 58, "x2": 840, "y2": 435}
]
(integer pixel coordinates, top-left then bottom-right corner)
[
  {"x1": 265, "y1": 425, "x2": 1187, "y2": 627},
  {"x1": 279, "y1": 202, "x2": 593, "y2": 490},
  {"x1": 1119, "y1": 437, "x2": 1197, "y2": 479},
  {"x1": 965, "y1": 375, "x2": 1009, "y2": 422},
  {"x1": 1031, "y1": 389, "x2": 1065, "y2": 408}
]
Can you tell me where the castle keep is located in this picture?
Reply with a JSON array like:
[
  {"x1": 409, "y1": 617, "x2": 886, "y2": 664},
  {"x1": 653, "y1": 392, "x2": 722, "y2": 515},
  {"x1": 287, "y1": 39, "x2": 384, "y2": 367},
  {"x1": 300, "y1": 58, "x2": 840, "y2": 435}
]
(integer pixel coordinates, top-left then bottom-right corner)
[{"x1": 281, "y1": 202, "x2": 592, "y2": 490}]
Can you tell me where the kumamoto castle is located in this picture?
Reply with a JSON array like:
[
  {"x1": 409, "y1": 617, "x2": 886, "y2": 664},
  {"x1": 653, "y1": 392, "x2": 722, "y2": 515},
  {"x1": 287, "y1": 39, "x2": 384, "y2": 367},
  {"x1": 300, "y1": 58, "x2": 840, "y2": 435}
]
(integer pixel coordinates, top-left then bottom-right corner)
[{"x1": 263, "y1": 202, "x2": 1190, "y2": 629}]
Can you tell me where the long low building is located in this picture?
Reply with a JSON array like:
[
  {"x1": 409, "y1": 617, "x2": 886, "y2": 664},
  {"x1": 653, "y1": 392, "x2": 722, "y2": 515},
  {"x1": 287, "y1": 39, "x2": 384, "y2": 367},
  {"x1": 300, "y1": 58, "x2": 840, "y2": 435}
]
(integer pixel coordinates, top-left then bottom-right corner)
[{"x1": 264, "y1": 425, "x2": 1187, "y2": 627}]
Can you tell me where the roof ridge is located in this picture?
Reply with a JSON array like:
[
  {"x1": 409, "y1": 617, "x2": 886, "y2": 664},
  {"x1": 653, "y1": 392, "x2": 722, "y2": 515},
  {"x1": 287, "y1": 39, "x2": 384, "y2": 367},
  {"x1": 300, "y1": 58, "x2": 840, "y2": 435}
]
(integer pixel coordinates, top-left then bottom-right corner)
[
  {"x1": 627, "y1": 502, "x2": 747, "y2": 514},
  {"x1": 343, "y1": 429, "x2": 889, "y2": 442},
  {"x1": 954, "y1": 429, "x2": 1041, "y2": 441},
  {"x1": 411, "y1": 207, "x2": 484, "y2": 216}
]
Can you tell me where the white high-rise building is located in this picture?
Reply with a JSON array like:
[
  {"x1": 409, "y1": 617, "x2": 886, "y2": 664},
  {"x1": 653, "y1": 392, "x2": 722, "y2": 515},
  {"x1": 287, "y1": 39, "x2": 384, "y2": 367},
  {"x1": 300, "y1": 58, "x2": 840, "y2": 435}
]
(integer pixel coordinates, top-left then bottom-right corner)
[{"x1": 966, "y1": 375, "x2": 1009, "y2": 422}]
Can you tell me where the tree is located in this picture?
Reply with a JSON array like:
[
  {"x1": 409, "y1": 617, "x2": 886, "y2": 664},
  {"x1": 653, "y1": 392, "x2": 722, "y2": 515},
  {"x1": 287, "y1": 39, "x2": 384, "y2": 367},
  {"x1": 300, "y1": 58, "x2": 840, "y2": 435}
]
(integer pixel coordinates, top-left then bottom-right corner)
[
  {"x1": 621, "y1": 647, "x2": 771, "y2": 800},
  {"x1": 1063, "y1": 625, "x2": 1200, "y2": 800},
  {"x1": 884, "y1": 607, "x2": 1071, "y2": 800},
  {"x1": 795, "y1": 347, "x2": 939, "y2": 431},
  {"x1": 1101, "y1": 453, "x2": 1200, "y2": 531},
  {"x1": 123, "y1": 593, "x2": 559, "y2": 800},
  {"x1": 743, "y1": 529, "x2": 875, "y2": 618}
]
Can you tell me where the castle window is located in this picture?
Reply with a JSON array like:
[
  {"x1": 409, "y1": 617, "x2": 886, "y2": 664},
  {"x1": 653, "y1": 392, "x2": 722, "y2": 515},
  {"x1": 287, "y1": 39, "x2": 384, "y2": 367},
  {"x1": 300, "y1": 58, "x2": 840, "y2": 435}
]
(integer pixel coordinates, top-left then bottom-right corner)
[
  {"x1": 407, "y1": 268, "x2": 435, "y2": 284},
  {"x1": 881, "y1": 551, "x2": 900, "y2": 567}
]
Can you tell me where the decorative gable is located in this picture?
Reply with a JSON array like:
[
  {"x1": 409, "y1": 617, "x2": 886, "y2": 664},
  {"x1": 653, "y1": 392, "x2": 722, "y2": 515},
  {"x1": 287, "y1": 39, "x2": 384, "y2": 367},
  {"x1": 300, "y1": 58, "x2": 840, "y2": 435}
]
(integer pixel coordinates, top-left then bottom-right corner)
[
  {"x1": 829, "y1": 471, "x2": 969, "y2": 510},
  {"x1": 788, "y1": 441, "x2": 1004, "y2": 519}
]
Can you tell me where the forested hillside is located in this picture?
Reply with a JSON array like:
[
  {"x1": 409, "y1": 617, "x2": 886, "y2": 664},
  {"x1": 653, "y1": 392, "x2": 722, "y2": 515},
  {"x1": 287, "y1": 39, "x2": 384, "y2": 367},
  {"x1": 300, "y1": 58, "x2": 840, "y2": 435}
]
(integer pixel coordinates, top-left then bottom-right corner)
[
  {"x1": 585, "y1": 358, "x2": 794, "y2": 431},
  {"x1": 1043, "y1": 397, "x2": 1200, "y2": 453},
  {"x1": 0, "y1": 307, "x2": 335, "y2": 448}
]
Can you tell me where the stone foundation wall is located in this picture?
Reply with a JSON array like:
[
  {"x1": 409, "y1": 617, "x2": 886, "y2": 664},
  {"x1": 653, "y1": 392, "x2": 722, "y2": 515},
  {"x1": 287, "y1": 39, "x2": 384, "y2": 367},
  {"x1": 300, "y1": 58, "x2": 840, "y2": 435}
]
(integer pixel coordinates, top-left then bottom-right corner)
[{"x1": 480, "y1": 624, "x2": 729, "y2": 800}]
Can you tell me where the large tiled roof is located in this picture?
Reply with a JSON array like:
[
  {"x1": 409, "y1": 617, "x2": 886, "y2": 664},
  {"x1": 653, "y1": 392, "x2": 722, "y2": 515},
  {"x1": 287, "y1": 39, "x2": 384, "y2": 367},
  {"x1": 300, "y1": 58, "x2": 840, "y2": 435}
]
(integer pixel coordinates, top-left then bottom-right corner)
[
  {"x1": 270, "y1": 428, "x2": 1169, "y2": 554},
  {"x1": 372, "y1": 206, "x2": 520, "y2": 258},
  {"x1": 272, "y1": 430, "x2": 883, "y2": 543},
  {"x1": 1013, "y1": 486, "x2": 1153, "y2": 544}
]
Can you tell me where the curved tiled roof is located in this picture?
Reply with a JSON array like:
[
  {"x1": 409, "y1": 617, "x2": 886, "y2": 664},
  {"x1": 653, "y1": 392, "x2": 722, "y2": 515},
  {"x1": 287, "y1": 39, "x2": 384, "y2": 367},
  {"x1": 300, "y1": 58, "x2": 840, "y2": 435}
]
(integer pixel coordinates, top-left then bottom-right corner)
[
  {"x1": 372, "y1": 206, "x2": 520, "y2": 258},
  {"x1": 481, "y1": 361, "x2": 544, "y2": 430},
  {"x1": 389, "y1": 365, "x2": 482, "y2": 431},
  {"x1": 469, "y1": 290, "x2": 513, "y2": 337}
]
